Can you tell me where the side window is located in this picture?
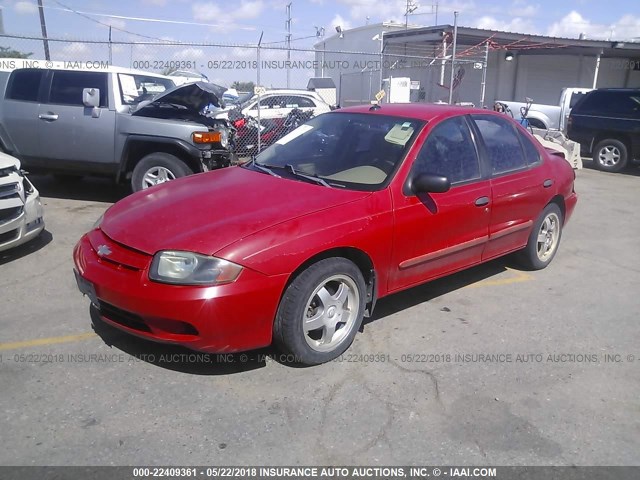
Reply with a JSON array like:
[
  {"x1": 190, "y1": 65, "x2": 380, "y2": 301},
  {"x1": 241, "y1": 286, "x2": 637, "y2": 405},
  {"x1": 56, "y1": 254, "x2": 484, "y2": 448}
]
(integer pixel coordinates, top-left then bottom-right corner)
[
  {"x1": 412, "y1": 116, "x2": 481, "y2": 184},
  {"x1": 49, "y1": 71, "x2": 108, "y2": 107},
  {"x1": 6, "y1": 69, "x2": 45, "y2": 102},
  {"x1": 518, "y1": 130, "x2": 542, "y2": 166},
  {"x1": 289, "y1": 96, "x2": 315, "y2": 108},
  {"x1": 472, "y1": 115, "x2": 527, "y2": 175}
]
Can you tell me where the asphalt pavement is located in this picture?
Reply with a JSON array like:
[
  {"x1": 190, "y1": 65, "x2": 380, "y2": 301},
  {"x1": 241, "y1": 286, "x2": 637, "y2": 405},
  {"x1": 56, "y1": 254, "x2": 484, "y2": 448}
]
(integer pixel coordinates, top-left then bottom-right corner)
[{"x1": 1, "y1": 163, "x2": 638, "y2": 466}]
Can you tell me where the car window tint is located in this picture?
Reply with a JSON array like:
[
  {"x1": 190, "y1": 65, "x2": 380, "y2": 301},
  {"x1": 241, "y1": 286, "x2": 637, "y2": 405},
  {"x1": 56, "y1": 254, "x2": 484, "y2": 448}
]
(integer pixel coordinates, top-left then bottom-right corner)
[
  {"x1": 49, "y1": 71, "x2": 108, "y2": 107},
  {"x1": 413, "y1": 116, "x2": 480, "y2": 184},
  {"x1": 578, "y1": 91, "x2": 640, "y2": 116},
  {"x1": 6, "y1": 69, "x2": 44, "y2": 102},
  {"x1": 472, "y1": 115, "x2": 527, "y2": 174},
  {"x1": 518, "y1": 130, "x2": 542, "y2": 166}
]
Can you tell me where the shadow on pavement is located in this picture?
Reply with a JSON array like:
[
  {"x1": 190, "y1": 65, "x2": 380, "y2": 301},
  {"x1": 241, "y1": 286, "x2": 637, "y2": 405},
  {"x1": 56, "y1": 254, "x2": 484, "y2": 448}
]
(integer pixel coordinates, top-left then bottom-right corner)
[
  {"x1": 581, "y1": 158, "x2": 640, "y2": 177},
  {"x1": 89, "y1": 305, "x2": 284, "y2": 375},
  {"x1": 0, "y1": 229, "x2": 53, "y2": 266},
  {"x1": 30, "y1": 175, "x2": 130, "y2": 203}
]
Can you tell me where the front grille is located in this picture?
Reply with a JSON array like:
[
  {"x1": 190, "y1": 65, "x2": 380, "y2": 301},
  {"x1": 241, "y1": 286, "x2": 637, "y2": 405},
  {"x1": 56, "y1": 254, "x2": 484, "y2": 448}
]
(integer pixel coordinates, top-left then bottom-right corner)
[
  {"x1": 0, "y1": 183, "x2": 20, "y2": 200},
  {"x1": 98, "y1": 301, "x2": 152, "y2": 333},
  {"x1": 0, "y1": 228, "x2": 19, "y2": 244},
  {"x1": 0, "y1": 206, "x2": 23, "y2": 224}
]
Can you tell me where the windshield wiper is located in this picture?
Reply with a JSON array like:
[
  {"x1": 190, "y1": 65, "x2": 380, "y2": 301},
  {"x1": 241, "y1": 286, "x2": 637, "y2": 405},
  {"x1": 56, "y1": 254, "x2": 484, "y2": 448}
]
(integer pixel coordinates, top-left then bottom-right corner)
[
  {"x1": 250, "y1": 157, "x2": 279, "y2": 177},
  {"x1": 282, "y1": 164, "x2": 331, "y2": 187}
]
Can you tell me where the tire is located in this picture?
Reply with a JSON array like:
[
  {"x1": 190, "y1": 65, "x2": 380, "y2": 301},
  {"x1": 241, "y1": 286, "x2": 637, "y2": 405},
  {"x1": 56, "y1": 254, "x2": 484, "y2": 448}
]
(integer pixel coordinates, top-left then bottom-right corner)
[
  {"x1": 273, "y1": 257, "x2": 367, "y2": 365},
  {"x1": 516, "y1": 203, "x2": 563, "y2": 270},
  {"x1": 592, "y1": 139, "x2": 628, "y2": 173},
  {"x1": 131, "y1": 153, "x2": 193, "y2": 192}
]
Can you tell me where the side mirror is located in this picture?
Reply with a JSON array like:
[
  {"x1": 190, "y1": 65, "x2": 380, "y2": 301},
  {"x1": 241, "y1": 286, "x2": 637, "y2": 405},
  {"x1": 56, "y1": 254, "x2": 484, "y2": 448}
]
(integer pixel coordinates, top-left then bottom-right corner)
[
  {"x1": 411, "y1": 173, "x2": 450, "y2": 194},
  {"x1": 82, "y1": 88, "x2": 100, "y2": 108}
]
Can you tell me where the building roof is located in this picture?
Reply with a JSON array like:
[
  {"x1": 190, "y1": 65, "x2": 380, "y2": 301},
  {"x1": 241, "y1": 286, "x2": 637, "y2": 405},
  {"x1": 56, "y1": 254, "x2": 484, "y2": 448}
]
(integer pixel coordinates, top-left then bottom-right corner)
[
  {"x1": 383, "y1": 25, "x2": 640, "y2": 58},
  {"x1": 307, "y1": 77, "x2": 336, "y2": 89}
]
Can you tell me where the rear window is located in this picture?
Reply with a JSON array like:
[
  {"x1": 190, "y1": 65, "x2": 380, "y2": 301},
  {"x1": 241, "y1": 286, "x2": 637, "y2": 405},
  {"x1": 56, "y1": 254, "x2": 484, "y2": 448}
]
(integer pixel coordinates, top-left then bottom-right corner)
[
  {"x1": 575, "y1": 91, "x2": 640, "y2": 116},
  {"x1": 6, "y1": 69, "x2": 44, "y2": 102}
]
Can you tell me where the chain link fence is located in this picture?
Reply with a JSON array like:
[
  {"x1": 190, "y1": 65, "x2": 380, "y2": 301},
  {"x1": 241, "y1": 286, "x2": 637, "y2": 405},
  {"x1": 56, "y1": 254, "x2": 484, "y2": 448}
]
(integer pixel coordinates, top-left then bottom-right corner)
[{"x1": 0, "y1": 33, "x2": 491, "y2": 156}]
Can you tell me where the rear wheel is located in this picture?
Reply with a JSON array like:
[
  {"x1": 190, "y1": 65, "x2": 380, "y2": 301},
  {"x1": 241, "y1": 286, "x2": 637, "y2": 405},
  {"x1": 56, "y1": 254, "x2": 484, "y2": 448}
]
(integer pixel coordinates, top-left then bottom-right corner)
[
  {"x1": 516, "y1": 203, "x2": 563, "y2": 270},
  {"x1": 131, "y1": 153, "x2": 193, "y2": 192},
  {"x1": 273, "y1": 257, "x2": 366, "y2": 365},
  {"x1": 592, "y1": 139, "x2": 628, "y2": 173}
]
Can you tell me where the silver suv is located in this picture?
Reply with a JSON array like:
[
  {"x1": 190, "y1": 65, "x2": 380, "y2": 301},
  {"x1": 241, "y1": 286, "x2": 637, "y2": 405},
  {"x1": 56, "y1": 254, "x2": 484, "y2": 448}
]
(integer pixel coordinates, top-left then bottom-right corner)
[{"x1": 0, "y1": 61, "x2": 234, "y2": 191}]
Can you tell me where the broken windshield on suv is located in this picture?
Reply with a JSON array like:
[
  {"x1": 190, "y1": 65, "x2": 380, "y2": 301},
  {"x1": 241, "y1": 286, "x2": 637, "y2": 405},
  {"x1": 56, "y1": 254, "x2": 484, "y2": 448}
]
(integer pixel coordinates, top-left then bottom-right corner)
[{"x1": 251, "y1": 112, "x2": 424, "y2": 191}]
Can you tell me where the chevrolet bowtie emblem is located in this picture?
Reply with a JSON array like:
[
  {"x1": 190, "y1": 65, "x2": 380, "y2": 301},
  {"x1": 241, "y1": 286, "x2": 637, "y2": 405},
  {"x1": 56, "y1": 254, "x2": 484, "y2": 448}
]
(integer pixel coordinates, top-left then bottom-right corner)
[{"x1": 97, "y1": 244, "x2": 112, "y2": 257}]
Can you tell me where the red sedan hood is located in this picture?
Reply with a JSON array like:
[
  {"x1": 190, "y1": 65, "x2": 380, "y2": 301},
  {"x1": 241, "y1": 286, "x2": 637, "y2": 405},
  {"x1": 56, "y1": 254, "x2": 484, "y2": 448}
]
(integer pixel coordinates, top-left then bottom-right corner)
[{"x1": 101, "y1": 167, "x2": 370, "y2": 255}]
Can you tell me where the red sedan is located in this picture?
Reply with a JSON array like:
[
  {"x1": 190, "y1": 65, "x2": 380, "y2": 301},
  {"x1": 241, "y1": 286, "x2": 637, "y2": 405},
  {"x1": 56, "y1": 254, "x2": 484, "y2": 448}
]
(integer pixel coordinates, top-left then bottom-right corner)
[{"x1": 74, "y1": 104, "x2": 577, "y2": 365}]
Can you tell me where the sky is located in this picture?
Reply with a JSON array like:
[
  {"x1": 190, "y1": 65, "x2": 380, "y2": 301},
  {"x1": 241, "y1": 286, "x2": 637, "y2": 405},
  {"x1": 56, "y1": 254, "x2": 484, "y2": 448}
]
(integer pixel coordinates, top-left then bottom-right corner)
[{"x1": 0, "y1": 0, "x2": 638, "y2": 87}]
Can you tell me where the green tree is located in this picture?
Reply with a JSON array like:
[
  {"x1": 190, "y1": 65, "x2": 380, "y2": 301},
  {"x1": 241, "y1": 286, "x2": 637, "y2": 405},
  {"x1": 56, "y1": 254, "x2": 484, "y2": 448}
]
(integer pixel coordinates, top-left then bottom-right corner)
[
  {"x1": 231, "y1": 81, "x2": 255, "y2": 93},
  {"x1": 0, "y1": 46, "x2": 33, "y2": 58}
]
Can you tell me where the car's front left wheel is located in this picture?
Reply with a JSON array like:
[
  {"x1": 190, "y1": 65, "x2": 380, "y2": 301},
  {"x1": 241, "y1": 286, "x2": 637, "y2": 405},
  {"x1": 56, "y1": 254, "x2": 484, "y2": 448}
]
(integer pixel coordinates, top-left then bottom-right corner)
[
  {"x1": 273, "y1": 257, "x2": 366, "y2": 365},
  {"x1": 131, "y1": 153, "x2": 193, "y2": 192}
]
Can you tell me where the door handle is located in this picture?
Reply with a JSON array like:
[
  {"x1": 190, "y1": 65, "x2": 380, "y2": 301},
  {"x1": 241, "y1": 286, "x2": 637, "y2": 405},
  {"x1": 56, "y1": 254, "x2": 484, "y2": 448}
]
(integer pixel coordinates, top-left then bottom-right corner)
[
  {"x1": 475, "y1": 196, "x2": 490, "y2": 207},
  {"x1": 38, "y1": 113, "x2": 59, "y2": 121},
  {"x1": 543, "y1": 179, "x2": 553, "y2": 188}
]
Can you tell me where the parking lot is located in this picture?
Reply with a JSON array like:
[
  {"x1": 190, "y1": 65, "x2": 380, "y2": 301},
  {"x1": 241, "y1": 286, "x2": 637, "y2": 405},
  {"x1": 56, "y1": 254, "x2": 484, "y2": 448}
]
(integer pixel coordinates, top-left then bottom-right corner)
[{"x1": 0, "y1": 162, "x2": 639, "y2": 466}]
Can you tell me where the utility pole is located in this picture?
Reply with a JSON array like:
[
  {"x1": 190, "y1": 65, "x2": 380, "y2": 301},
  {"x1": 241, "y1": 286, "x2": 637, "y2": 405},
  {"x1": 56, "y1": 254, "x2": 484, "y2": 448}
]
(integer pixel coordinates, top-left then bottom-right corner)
[
  {"x1": 434, "y1": 0, "x2": 439, "y2": 25},
  {"x1": 448, "y1": 11, "x2": 458, "y2": 105},
  {"x1": 286, "y1": 3, "x2": 292, "y2": 88},
  {"x1": 108, "y1": 26, "x2": 113, "y2": 65},
  {"x1": 480, "y1": 41, "x2": 489, "y2": 108},
  {"x1": 37, "y1": 0, "x2": 50, "y2": 61}
]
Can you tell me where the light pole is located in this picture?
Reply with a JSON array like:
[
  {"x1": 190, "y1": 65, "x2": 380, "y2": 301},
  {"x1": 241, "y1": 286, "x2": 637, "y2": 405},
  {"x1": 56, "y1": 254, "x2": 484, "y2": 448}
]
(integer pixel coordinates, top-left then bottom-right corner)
[
  {"x1": 448, "y1": 11, "x2": 458, "y2": 105},
  {"x1": 37, "y1": 0, "x2": 50, "y2": 61}
]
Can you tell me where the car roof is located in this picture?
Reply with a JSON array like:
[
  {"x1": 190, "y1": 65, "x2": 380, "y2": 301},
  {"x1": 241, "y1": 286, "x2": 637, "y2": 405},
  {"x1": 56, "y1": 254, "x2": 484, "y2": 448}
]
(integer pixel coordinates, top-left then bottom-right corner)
[
  {"x1": 335, "y1": 103, "x2": 498, "y2": 122},
  {"x1": 260, "y1": 89, "x2": 321, "y2": 96}
]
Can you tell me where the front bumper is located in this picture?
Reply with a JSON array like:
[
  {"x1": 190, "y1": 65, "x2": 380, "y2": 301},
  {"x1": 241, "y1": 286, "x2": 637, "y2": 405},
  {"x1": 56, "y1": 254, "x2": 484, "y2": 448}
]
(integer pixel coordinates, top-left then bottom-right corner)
[
  {"x1": 73, "y1": 230, "x2": 287, "y2": 353},
  {"x1": 0, "y1": 177, "x2": 45, "y2": 253}
]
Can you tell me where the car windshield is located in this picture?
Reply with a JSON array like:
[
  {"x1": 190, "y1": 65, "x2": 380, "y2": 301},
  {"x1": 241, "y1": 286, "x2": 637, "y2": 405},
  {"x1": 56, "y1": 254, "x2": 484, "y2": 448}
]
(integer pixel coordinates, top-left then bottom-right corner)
[
  {"x1": 251, "y1": 112, "x2": 424, "y2": 191},
  {"x1": 118, "y1": 73, "x2": 176, "y2": 106}
]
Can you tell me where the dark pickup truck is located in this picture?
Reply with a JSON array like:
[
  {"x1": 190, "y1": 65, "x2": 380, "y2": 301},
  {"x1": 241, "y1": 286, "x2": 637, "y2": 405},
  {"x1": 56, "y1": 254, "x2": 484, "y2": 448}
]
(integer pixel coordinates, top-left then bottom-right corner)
[{"x1": 567, "y1": 88, "x2": 640, "y2": 173}]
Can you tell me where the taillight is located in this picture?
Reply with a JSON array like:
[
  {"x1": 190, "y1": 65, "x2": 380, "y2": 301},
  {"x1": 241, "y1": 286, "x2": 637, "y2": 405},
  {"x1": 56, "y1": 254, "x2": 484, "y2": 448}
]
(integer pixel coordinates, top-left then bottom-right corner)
[{"x1": 233, "y1": 118, "x2": 246, "y2": 129}]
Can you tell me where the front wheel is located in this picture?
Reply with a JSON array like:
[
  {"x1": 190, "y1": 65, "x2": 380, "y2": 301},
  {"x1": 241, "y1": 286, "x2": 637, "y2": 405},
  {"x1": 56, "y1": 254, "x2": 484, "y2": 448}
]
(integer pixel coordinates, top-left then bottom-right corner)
[
  {"x1": 592, "y1": 139, "x2": 628, "y2": 173},
  {"x1": 273, "y1": 258, "x2": 366, "y2": 365},
  {"x1": 516, "y1": 203, "x2": 563, "y2": 270},
  {"x1": 131, "y1": 153, "x2": 193, "y2": 192}
]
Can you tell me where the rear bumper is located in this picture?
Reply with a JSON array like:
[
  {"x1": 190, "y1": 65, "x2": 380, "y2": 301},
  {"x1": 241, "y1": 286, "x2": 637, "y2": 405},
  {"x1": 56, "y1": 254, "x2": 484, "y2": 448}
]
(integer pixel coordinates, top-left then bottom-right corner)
[{"x1": 73, "y1": 233, "x2": 287, "y2": 353}]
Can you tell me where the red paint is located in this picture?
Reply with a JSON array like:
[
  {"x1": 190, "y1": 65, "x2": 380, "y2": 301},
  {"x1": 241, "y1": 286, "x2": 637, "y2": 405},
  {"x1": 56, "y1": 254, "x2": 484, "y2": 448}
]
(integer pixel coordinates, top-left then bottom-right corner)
[{"x1": 74, "y1": 104, "x2": 578, "y2": 353}]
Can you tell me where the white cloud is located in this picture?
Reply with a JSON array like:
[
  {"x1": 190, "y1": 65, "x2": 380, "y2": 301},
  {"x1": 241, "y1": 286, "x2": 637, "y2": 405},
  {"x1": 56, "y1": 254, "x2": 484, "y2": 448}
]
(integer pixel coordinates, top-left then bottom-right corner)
[
  {"x1": 100, "y1": 17, "x2": 127, "y2": 31},
  {"x1": 193, "y1": 0, "x2": 265, "y2": 30},
  {"x1": 545, "y1": 10, "x2": 640, "y2": 40},
  {"x1": 473, "y1": 15, "x2": 537, "y2": 34},
  {"x1": 330, "y1": 14, "x2": 351, "y2": 31},
  {"x1": 141, "y1": 0, "x2": 168, "y2": 5},
  {"x1": 14, "y1": 1, "x2": 38, "y2": 14},
  {"x1": 509, "y1": 1, "x2": 539, "y2": 18},
  {"x1": 172, "y1": 47, "x2": 206, "y2": 59}
]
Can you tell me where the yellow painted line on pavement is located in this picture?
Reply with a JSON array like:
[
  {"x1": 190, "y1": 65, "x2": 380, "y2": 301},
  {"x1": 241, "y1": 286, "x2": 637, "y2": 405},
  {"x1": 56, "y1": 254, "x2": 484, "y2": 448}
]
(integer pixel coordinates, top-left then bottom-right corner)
[
  {"x1": 0, "y1": 332, "x2": 97, "y2": 351},
  {"x1": 465, "y1": 267, "x2": 534, "y2": 289},
  {"x1": 0, "y1": 269, "x2": 532, "y2": 351}
]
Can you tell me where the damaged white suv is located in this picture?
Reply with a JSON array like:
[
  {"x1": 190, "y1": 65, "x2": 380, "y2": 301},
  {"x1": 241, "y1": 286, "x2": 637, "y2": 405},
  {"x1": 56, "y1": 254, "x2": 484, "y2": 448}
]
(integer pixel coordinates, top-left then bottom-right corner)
[{"x1": 0, "y1": 152, "x2": 44, "y2": 252}]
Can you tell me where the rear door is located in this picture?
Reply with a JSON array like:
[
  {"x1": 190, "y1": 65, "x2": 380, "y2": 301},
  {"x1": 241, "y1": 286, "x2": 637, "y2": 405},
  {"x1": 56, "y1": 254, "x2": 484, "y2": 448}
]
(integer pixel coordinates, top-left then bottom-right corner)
[
  {"x1": 1, "y1": 69, "x2": 46, "y2": 163},
  {"x1": 36, "y1": 70, "x2": 116, "y2": 172},
  {"x1": 389, "y1": 115, "x2": 491, "y2": 292},
  {"x1": 470, "y1": 114, "x2": 549, "y2": 261}
]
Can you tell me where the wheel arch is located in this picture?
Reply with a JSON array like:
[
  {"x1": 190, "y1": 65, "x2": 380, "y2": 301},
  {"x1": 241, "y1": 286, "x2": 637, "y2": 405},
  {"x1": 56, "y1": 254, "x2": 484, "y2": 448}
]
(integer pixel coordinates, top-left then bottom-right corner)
[
  {"x1": 548, "y1": 194, "x2": 566, "y2": 224},
  {"x1": 118, "y1": 136, "x2": 203, "y2": 183},
  {"x1": 283, "y1": 247, "x2": 378, "y2": 318},
  {"x1": 592, "y1": 132, "x2": 632, "y2": 154}
]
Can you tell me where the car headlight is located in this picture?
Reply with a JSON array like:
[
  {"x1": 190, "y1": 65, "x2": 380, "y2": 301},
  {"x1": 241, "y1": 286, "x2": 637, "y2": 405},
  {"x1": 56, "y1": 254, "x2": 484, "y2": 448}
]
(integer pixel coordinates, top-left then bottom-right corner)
[{"x1": 149, "y1": 251, "x2": 243, "y2": 285}]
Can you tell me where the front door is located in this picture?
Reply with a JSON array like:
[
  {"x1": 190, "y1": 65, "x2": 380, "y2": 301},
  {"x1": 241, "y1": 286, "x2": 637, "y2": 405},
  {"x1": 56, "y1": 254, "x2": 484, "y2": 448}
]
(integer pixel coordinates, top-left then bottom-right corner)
[
  {"x1": 389, "y1": 115, "x2": 491, "y2": 292},
  {"x1": 36, "y1": 70, "x2": 116, "y2": 172}
]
